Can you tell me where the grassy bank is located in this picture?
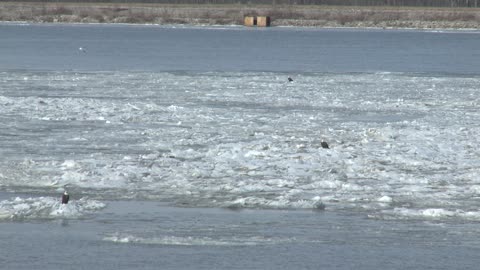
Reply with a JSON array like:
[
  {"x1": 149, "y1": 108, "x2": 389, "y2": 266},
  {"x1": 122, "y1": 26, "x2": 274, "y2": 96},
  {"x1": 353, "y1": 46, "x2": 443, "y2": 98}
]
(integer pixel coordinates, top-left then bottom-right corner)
[{"x1": 1, "y1": 2, "x2": 480, "y2": 29}]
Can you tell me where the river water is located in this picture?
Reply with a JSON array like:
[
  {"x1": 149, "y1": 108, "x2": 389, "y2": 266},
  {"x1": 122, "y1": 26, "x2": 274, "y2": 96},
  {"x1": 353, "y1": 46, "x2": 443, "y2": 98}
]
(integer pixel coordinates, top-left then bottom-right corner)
[{"x1": 1, "y1": 23, "x2": 480, "y2": 269}]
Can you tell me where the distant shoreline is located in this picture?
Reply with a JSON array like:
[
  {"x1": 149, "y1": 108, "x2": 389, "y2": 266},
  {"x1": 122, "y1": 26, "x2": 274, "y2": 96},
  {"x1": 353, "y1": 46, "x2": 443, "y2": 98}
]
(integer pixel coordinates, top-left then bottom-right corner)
[{"x1": 1, "y1": 2, "x2": 480, "y2": 29}]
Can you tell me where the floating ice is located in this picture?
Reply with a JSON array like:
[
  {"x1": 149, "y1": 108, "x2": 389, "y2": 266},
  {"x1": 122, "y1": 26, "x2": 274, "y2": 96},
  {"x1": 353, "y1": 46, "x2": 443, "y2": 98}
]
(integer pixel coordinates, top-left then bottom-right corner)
[
  {"x1": 0, "y1": 196, "x2": 106, "y2": 220},
  {"x1": 1, "y1": 70, "x2": 480, "y2": 220},
  {"x1": 377, "y1": 196, "x2": 393, "y2": 203}
]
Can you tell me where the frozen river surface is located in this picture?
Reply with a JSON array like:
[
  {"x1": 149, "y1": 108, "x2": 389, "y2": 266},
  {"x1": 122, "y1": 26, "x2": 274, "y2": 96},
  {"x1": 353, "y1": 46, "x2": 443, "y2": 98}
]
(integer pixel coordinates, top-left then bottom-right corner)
[{"x1": 1, "y1": 23, "x2": 480, "y2": 269}]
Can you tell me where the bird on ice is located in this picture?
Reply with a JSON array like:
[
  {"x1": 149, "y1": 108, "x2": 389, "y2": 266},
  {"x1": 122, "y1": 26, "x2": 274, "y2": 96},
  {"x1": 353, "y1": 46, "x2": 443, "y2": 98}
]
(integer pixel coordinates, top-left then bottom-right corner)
[
  {"x1": 78, "y1": 47, "x2": 87, "y2": 53},
  {"x1": 61, "y1": 191, "x2": 70, "y2": 204},
  {"x1": 321, "y1": 141, "x2": 329, "y2": 149}
]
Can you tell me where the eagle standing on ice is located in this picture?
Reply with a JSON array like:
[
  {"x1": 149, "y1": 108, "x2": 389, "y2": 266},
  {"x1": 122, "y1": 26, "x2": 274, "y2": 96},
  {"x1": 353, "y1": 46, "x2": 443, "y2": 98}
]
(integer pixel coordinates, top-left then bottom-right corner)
[{"x1": 62, "y1": 191, "x2": 70, "y2": 204}]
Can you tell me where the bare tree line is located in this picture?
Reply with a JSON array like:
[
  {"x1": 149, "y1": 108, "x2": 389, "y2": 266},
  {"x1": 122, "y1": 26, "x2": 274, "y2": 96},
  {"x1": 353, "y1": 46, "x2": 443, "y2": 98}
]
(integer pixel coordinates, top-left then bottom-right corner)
[
  {"x1": 4, "y1": 0, "x2": 479, "y2": 7},
  {"x1": 2, "y1": 0, "x2": 479, "y2": 27}
]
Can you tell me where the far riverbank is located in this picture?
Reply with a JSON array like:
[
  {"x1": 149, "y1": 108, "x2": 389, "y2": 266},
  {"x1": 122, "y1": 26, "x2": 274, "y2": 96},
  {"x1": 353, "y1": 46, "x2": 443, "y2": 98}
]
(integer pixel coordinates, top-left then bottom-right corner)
[{"x1": 1, "y1": 2, "x2": 480, "y2": 29}]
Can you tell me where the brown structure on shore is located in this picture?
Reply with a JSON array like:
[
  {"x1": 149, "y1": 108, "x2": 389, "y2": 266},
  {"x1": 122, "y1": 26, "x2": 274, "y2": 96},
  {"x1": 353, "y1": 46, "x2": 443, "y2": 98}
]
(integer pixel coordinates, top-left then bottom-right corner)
[
  {"x1": 244, "y1": 16, "x2": 270, "y2": 27},
  {"x1": 244, "y1": 16, "x2": 256, "y2": 26},
  {"x1": 257, "y1": 16, "x2": 271, "y2": 27}
]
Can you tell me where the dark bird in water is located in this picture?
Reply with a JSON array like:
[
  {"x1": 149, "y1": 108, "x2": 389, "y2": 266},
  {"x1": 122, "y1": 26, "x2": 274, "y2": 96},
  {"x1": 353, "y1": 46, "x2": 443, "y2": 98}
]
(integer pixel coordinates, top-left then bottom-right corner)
[
  {"x1": 62, "y1": 191, "x2": 70, "y2": 204},
  {"x1": 288, "y1": 77, "x2": 294, "y2": 82},
  {"x1": 321, "y1": 141, "x2": 329, "y2": 149}
]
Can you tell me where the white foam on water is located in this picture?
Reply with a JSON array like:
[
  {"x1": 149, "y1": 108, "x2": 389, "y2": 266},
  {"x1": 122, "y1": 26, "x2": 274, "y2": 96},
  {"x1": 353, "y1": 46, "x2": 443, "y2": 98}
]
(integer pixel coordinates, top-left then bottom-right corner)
[
  {"x1": 372, "y1": 207, "x2": 480, "y2": 221},
  {"x1": 103, "y1": 233, "x2": 296, "y2": 246}
]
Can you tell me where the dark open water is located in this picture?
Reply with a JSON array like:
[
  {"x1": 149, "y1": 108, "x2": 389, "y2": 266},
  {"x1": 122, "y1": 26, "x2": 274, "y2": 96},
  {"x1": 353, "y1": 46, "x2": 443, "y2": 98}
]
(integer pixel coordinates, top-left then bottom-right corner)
[{"x1": 1, "y1": 23, "x2": 479, "y2": 74}]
